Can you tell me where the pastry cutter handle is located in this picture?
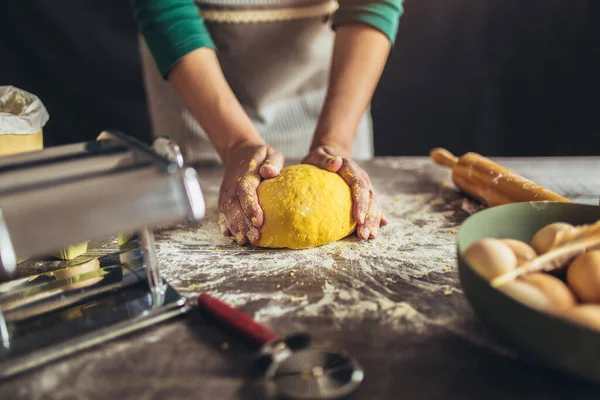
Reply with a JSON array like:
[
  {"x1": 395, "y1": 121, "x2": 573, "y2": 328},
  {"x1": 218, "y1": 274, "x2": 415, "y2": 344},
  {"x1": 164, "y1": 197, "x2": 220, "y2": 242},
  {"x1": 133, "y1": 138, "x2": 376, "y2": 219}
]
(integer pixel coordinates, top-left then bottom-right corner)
[{"x1": 198, "y1": 293, "x2": 280, "y2": 347}]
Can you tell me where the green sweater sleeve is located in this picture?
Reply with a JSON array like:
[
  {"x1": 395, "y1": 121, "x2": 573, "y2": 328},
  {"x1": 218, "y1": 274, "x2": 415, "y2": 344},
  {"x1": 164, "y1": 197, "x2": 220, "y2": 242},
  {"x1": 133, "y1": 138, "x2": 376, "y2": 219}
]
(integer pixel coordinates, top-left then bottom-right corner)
[
  {"x1": 333, "y1": 0, "x2": 404, "y2": 45},
  {"x1": 131, "y1": 0, "x2": 216, "y2": 78}
]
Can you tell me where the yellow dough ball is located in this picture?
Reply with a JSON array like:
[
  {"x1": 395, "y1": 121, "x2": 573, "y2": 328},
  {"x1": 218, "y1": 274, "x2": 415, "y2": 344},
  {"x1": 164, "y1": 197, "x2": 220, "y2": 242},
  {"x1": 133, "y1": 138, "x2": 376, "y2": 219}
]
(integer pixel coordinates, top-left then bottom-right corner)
[{"x1": 256, "y1": 164, "x2": 356, "y2": 249}]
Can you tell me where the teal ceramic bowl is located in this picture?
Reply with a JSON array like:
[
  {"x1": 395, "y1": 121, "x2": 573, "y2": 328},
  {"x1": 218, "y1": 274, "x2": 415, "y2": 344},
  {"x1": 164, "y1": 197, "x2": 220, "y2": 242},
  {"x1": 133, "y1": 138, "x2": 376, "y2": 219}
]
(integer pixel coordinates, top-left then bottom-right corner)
[{"x1": 457, "y1": 202, "x2": 600, "y2": 383}]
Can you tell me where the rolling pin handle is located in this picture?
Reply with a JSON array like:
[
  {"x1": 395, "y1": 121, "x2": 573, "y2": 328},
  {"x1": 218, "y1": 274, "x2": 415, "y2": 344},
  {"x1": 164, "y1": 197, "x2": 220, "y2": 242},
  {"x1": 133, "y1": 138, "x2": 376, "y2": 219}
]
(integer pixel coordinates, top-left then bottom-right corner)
[{"x1": 430, "y1": 148, "x2": 459, "y2": 169}]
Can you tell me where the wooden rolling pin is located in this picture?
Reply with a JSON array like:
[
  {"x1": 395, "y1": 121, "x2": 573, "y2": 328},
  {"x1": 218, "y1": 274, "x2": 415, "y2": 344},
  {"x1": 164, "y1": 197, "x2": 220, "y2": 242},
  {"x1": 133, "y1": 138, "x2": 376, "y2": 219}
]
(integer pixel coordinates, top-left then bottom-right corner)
[{"x1": 430, "y1": 148, "x2": 572, "y2": 207}]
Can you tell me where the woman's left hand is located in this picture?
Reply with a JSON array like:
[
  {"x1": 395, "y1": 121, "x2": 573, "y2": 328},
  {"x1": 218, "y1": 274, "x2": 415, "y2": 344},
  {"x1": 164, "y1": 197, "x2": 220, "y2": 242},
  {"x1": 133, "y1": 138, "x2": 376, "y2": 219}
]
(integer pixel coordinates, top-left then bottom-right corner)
[{"x1": 303, "y1": 145, "x2": 387, "y2": 240}]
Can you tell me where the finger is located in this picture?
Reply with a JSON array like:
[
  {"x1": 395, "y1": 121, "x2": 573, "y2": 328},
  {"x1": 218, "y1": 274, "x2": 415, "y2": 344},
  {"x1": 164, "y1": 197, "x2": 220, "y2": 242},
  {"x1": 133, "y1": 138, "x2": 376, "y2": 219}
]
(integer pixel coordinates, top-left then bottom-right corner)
[
  {"x1": 356, "y1": 193, "x2": 371, "y2": 240},
  {"x1": 380, "y1": 213, "x2": 389, "y2": 227},
  {"x1": 232, "y1": 197, "x2": 261, "y2": 244},
  {"x1": 227, "y1": 202, "x2": 251, "y2": 245},
  {"x1": 369, "y1": 211, "x2": 382, "y2": 239},
  {"x1": 368, "y1": 196, "x2": 382, "y2": 239},
  {"x1": 357, "y1": 225, "x2": 370, "y2": 240},
  {"x1": 218, "y1": 189, "x2": 237, "y2": 236},
  {"x1": 358, "y1": 191, "x2": 380, "y2": 240},
  {"x1": 303, "y1": 146, "x2": 343, "y2": 172},
  {"x1": 260, "y1": 148, "x2": 284, "y2": 179},
  {"x1": 237, "y1": 175, "x2": 263, "y2": 228},
  {"x1": 339, "y1": 160, "x2": 370, "y2": 225},
  {"x1": 247, "y1": 227, "x2": 261, "y2": 245},
  {"x1": 218, "y1": 212, "x2": 232, "y2": 237},
  {"x1": 237, "y1": 154, "x2": 265, "y2": 228}
]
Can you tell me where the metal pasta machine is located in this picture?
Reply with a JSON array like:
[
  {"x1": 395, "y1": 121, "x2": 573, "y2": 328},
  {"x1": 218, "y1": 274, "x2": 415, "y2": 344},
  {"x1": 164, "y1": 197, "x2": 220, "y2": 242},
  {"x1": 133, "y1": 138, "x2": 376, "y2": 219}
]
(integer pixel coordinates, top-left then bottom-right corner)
[{"x1": 0, "y1": 131, "x2": 205, "y2": 378}]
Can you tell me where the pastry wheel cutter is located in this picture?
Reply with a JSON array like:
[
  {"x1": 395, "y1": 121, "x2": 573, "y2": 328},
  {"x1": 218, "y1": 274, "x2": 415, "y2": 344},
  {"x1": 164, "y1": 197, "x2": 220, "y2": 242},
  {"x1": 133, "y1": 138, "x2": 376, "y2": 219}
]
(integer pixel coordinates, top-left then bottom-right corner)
[
  {"x1": 0, "y1": 131, "x2": 205, "y2": 378},
  {"x1": 198, "y1": 293, "x2": 364, "y2": 399}
]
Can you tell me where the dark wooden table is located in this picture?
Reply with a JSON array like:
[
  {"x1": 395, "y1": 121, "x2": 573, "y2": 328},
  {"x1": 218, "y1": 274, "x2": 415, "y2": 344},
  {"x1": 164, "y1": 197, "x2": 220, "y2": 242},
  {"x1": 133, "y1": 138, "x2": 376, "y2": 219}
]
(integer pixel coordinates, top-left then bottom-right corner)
[{"x1": 2, "y1": 157, "x2": 600, "y2": 399}]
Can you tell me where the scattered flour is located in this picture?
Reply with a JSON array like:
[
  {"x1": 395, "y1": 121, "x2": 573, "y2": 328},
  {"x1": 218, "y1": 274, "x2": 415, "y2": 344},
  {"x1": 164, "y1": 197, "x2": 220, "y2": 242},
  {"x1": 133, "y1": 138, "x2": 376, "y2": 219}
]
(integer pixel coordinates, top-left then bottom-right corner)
[{"x1": 150, "y1": 161, "x2": 513, "y2": 357}]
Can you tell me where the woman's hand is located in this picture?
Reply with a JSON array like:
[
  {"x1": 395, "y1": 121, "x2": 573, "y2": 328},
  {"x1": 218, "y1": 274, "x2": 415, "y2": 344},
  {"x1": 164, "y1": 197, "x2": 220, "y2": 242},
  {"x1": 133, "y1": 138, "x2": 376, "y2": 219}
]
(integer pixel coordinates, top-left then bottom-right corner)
[
  {"x1": 218, "y1": 140, "x2": 284, "y2": 245},
  {"x1": 303, "y1": 145, "x2": 387, "y2": 240},
  {"x1": 301, "y1": 25, "x2": 391, "y2": 240}
]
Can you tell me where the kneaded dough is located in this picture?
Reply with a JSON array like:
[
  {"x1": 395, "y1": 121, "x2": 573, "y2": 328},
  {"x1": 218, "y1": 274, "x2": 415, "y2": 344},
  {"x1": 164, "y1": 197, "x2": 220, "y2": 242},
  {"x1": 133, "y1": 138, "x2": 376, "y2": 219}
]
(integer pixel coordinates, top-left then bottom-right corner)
[{"x1": 256, "y1": 164, "x2": 356, "y2": 249}]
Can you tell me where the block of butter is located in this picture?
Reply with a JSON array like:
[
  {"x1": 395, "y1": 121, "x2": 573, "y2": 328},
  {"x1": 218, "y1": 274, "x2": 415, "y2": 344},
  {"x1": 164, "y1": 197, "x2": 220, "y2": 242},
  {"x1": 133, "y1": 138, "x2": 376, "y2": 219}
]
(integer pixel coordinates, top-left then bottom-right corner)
[
  {"x1": 0, "y1": 86, "x2": 88, "y2": 262},
  {"x1": 0, "y1": 85, "x2": 48, "y2": 156}
]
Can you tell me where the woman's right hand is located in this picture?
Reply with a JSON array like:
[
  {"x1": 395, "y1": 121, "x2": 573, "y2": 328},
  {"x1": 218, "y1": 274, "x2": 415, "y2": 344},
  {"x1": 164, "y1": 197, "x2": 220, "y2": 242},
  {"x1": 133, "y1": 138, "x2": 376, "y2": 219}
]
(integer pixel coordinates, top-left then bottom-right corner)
[{"x1": 218, "y1": 141, "x2": 284, "y2": 245}]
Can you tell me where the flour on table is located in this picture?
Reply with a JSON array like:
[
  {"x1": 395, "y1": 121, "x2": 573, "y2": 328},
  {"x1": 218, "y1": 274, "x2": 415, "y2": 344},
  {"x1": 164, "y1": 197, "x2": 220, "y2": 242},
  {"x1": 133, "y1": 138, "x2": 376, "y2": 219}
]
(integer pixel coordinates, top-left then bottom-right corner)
[{"x1": 152, "y1": 160, "x2": 511, "y2": 357}]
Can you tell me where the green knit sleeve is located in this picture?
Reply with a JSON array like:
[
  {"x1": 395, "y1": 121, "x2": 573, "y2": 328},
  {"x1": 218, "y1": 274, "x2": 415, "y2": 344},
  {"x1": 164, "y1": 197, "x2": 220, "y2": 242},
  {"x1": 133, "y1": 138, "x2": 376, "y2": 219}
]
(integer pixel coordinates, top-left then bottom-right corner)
[
  {"x1": 131, "y1": 0, "x2": 217, "y2": 78},
  {"x1": 332, "y1": 0, "x2": 404, "y2": 45}
]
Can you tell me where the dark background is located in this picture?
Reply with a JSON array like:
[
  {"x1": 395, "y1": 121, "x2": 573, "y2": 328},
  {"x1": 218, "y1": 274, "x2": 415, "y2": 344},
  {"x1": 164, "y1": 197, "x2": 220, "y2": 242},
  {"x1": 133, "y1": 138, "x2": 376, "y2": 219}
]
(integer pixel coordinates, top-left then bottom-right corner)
[{"x1": 1, "y1": 0, "x2": 599, "y2": 156}]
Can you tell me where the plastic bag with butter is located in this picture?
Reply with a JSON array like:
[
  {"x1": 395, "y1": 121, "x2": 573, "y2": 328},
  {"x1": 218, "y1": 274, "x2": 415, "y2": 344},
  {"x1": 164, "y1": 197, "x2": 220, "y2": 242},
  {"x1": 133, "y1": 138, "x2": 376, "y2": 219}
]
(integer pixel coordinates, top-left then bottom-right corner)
[
  {"x1": 0, "y1": 86, "x2": 88, "y2": 261},
  {"x1": 0, "y1": 85, "x2": 48, "y2": 156}
]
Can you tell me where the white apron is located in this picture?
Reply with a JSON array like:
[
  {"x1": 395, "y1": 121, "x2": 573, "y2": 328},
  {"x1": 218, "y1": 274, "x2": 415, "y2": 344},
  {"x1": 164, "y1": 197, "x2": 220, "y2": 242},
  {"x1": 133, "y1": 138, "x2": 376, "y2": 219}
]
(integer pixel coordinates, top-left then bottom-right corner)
[{"x1": 139, "y1": 0, "x2": 374, "y2": 164}]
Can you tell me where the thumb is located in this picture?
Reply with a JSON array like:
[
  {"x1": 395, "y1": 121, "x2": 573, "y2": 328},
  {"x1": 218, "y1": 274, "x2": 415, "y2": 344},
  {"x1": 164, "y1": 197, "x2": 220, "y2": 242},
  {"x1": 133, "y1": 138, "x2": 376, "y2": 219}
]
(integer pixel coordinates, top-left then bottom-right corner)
[
  {"x1": 303, "y1": 146, "x2": 343, "y2": 172},
  {"x1": 260, "y1": 148, "x2": 284, "y2": 179}
]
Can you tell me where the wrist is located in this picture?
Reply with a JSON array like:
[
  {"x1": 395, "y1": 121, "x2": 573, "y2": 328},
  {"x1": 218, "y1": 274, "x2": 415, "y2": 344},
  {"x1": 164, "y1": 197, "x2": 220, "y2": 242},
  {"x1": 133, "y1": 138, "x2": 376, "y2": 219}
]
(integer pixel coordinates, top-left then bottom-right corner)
[
  {"x1": 312, "y1": 110, "x2": 359, "y2": 159},
  {"x1": 210, "y1": 97, "x2": 265, "y2": 166},
  {"x1": 311, "y1": 132, "x2": 354, "y2": 158},
  {"x1": 220, "y1": 135, "x2": 266, "y2": 169}
]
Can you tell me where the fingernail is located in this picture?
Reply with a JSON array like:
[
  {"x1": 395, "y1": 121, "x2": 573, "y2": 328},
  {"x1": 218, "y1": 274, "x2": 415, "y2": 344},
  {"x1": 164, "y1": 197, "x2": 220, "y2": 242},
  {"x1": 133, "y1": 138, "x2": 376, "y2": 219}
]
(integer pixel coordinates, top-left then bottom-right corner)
[
  {"x1": 371, "y1": 228, "x2": 378, "y2": 239},
  {"x1": 261, "y1": 165, "x2": 280, "y2": 176},
  {"x1": 247, "y1": 228, "x2": 259, "y2": 243},
  {"x1": 251, "y1": 216, "x2": 259, "y2": 227},
  {"x1": 360, "y1": 227, "x2": 370, "y2": 240},
  {"x1": 235, "y1": 232, "x2": 245, "y2": 244},
  {"x1": 325, "y1": 156, "x2": 335, "y2": 165},
  {"x1": 219, "y1": 224, "x2": 229, "y2": 235},
  {"x1": 359, "y1": 212, "x2": 366, "y2": 224},
  {"x1": 266, "y1": 163, "x2": 280, "y2": 173}
]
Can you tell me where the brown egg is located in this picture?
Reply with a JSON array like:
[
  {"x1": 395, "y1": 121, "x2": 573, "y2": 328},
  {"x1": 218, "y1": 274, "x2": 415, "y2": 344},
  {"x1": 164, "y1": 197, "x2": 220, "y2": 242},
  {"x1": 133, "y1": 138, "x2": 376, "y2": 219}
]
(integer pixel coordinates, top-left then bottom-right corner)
[
  {"x1": 520, "y1": 273, "x2": 577, "y2": 310},
  {"x1": 560, "y1": 305, "x2": 600, "y2": 332},
  {"x1": 500, "y1": 239, "x2": 537, "y2": 265},
  {"x1": 567, "y1": 251, "x2": 600, "y2": 302},
  {"x1": 464, "y1": 238, "x2": 518, "y2": 281},
  {"x1": 530, "y1": 222, "x2": 575, "y2": 254},
  {"x1": 498, "y1": 281, "x2": 554, "y2": 312}
]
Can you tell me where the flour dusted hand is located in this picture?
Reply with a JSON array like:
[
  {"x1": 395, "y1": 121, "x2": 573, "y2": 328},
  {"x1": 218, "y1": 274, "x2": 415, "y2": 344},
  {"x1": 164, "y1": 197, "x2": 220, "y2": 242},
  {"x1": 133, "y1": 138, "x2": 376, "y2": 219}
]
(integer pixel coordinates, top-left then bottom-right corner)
[
  {"x1": 303, "y1": 145, "x2": 387, "y2": 240},
  {"x1": 218, "y1": 142, "x2": 284, "y2": 245}
]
